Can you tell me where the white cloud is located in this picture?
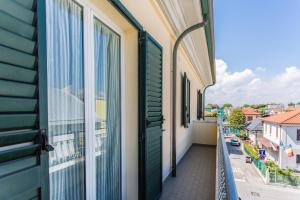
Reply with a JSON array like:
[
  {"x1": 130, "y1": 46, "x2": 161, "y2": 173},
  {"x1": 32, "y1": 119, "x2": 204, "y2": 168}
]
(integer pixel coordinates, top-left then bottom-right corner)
[{"x1": 206, "y1": 59, "x2": 300, "y2": 106}]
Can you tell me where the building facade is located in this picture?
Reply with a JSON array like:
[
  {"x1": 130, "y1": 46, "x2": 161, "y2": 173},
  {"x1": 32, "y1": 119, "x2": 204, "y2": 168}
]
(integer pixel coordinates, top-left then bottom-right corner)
[
  {"x1": 246, "y1": 118, "x2": 263, "y2": 147},
  {"x1": 242, "y1": 108, "x2": 261, "y2": 123},
  {"x1": 0, "y1": 0, "x2": 216, "y2": 199},
  {"x1": 262, "y1": 110, "x2": 300, "y2": 171}
]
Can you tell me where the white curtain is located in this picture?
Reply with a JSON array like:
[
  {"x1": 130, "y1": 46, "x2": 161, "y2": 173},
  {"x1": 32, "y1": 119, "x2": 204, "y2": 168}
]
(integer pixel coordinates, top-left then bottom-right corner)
[
  {"x1": 94, "y1": 18, "x2": 121, "y2": 200},
  {"x1": 47, "y1": 0, "x2": 85, "y2": 199}
]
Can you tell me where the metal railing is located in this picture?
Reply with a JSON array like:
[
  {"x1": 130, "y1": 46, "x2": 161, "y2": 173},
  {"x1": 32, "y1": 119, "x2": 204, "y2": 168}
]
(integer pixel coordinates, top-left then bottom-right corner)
[{"x1": 216, "y1": 127, "x2": 239, "y2": 200}]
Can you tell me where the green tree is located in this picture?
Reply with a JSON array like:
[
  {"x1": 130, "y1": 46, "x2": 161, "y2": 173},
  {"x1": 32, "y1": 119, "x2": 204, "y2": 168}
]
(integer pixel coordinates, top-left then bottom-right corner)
[
  {"x1": 211, "y1": 111, "x2": 218, "y2": 117},
  {"x1": 288, "y1": 102, "x2": 295, "y2": 106},
  {"x1": 243, "y1": 104, "x2": 250, "y2": 108},
  {"x1": 223, "y1": 103, "x2": 232, "y2": 108},
  {"x1": 258, "y1": 107, "x2": 265, "y2": 115},
  {"x1": 229, "y1": 108, "x2": 246, "y2": 129}
]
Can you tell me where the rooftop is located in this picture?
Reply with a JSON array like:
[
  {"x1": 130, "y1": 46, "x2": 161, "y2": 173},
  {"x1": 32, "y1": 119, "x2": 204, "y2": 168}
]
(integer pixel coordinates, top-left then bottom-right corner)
[
  {"x1": 242, "y1": 108, "x2": 260, "y2": 116},
  {"x1": 246, "y1": 118, "x2": 263, "y2": 132},
  {"x1": 262, "y1": 109, "x2": 300, "y2": 124}
]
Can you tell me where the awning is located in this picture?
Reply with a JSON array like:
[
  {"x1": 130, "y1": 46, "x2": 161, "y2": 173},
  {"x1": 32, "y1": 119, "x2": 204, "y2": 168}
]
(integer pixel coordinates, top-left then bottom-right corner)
[{"x1": 261, "y1": 137, "x2": 279, "y2": 151}]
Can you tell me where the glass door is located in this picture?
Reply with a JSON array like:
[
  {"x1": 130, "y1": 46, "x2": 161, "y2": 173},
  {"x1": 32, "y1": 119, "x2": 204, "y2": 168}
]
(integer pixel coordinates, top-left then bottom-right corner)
[
  {"x1": 94, "y1": 18, "x2": 121, "y2": 200},
  {"x1": 46, "y1": 0, "x2": 122, "y2": 199},
  {"x1": 47, "y1": 0, "x2": 85, "y2": 199}
]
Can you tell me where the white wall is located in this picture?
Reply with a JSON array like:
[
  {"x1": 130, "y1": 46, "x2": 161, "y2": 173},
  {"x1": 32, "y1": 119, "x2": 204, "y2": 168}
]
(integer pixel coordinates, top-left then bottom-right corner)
[
  {"x1": 192, "y1": 120, "x2": 217, "y2": 145},
  {"x1": 121, "y1": 0, "x2": 207, "y2": 183},
  {"x1": 279, "y1": 125, "x2": 300, "y2": 171},
  {"x1": 263, "y1": 122, "x2": 300, "y2": 170},
  {"x1": 89, "y1": 0, "x2": 210, "y2": 199},
  {"x1": 263, "y1": 122, "x2": 281, "y2": 145}
]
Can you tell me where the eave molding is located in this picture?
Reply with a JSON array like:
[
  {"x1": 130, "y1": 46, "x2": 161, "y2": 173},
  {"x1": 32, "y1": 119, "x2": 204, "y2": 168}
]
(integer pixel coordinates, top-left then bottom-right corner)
[{"x1": 156, "y1": 0, "x2": 213, "y2": 86}]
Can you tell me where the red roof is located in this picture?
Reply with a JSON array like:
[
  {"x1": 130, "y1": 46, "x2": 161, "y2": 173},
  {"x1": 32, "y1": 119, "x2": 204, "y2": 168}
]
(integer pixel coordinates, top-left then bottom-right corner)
[
  {"x1": 262, "y1": 109, "x2": 300, "y2": 124},
  {"x1": 242, "y1": 108, "x2": 260, "y2": 115}
]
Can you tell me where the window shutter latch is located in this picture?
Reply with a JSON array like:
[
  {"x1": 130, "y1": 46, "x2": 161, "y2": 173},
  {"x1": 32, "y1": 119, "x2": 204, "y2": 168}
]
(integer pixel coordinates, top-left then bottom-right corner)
[{"x1": 36, "y1": 129, "x2": 54, "y2": 153}]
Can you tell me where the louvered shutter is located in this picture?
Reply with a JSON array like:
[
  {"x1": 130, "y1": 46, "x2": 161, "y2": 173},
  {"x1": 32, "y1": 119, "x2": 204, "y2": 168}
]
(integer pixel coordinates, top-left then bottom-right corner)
[
  {"x1": 181, "y1": 73, "x2": 190, "y2": 127},
  {"x1": 0, "y1": 0, "x2": 49, "y2": 199},
  {"x1": 139, "y1": 32, "x2": 163, "y2": 200},
  {"x1": 187, "y1": 79, "x2": 190, "y2": 123},
  {"x1": 181, "y1": 73, "x2": 186, "y2": 126},
  {"x1": 197, "y1": 90, "x2": 202, "y2": 120}
]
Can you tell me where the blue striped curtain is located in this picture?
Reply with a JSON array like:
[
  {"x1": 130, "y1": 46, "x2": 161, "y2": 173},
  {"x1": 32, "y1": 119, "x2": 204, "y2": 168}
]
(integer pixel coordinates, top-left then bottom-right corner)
[
  {"x1": 46, "y1": 0, "x2": 85, "y2": 199},
  {"x1": 94, "y1": 18, "x2": 121, "y2": 200}
]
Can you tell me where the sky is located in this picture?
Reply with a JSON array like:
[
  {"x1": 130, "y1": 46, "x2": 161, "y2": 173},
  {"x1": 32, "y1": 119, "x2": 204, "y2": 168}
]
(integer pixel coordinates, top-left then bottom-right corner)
[{"x1": 206, "y1": 0, "x2": 300, "y2": 106}]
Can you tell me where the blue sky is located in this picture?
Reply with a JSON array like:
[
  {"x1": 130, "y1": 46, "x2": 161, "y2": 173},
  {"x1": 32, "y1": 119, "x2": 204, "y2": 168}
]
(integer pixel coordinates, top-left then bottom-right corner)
[
  {"x1": 207, "y1": 0, "x2": 300, "y2": 105},
  {"x1": 214, "y1": 0, "x2": 300, "y2": 77}
]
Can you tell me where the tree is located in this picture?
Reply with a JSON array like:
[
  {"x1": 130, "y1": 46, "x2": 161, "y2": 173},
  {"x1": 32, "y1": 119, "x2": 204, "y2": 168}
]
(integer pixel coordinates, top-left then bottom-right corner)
[
  {"x1": 223, "y1": 103, "x2": 232, "y2": 108},
  {"x1": 228, "y1": 108, "x2": 246, "y2": 130},
  {"x1": 243, "y1": 104, "x2": 250, "y2": 108},
  {"x1": 211, "y1": 111, "x2": 218, "y2": 117},
  {"x1": 288, "y1": 102, "x2": 295, "y2": 106},
  {"x1": 258, "y1": 107, "x2": 265, "y2": 115}
]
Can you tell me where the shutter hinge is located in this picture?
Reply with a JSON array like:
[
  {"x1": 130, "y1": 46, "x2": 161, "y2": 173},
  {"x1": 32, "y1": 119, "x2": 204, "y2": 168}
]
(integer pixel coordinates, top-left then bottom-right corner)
[
  {"x1": 138, "y1": 33, "x2": 144, "y2": 44},
  {"x1": 36, "y1": 129, "x2": 54, "y2": 153},
  {"x1": 139, "y1": 134, "x2": 145, "y2": 143}
]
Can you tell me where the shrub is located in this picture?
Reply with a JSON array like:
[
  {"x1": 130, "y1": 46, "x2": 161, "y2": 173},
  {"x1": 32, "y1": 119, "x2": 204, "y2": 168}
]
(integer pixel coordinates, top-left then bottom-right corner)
[
  {"x1": 211, "y1": 111, "x2": 218, "y2": 117},
  {"x1": 244, "y1": 143, "x2": 259, "y2": 160},
  {"x1": 253, "y1": 145, "x2": 259, "y2": 151},
  {"x1": 278, "y1": 168, "x2": 293, "y2": 176},
  {"x1": 237, "y1": 130, "x2": 248, "y2": 140},
  {"x1": 265, "y1": 160, "x2": 276, "y2": 168}
]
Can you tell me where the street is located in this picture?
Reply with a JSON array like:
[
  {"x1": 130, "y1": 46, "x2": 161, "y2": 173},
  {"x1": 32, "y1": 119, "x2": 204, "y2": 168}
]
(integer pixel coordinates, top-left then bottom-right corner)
[{"x1": 226, "y1": 138, "x2": 300, "y2": 200}]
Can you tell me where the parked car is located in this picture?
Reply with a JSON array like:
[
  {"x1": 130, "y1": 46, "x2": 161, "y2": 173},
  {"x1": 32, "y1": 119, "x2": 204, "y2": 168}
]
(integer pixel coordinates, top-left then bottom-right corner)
[{"x1": 231, "y1": 138, "x2": 241, "y2": 146}]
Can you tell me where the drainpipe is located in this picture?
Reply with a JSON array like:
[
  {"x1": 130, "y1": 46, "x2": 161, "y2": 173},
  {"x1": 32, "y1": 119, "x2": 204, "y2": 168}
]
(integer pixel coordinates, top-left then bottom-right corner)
[
  {"x1": 202, "y1": 83, "x2": 214, "y2": 121},
  {"x1": 171, "y1": 17, "x2": 208, "y2": 177}
]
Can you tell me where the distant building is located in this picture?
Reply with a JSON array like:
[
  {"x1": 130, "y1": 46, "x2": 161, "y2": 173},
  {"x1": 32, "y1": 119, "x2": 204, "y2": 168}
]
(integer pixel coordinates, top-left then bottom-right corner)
[
  {"x1": 224, "y1": 107, "x2": 233, "y2": 117},
  {"x1": 242, "y1": 108, "x2": 261, "y2": 122},
  {"x1": 265, "y1": 104, "x2": 285, "y2": 115},
  {"x1": 246, "y1": 118, "x2": 263, "y2": 147},
  {"x1": 262, "y1": 109, "x2": 300, "y2": 171}
]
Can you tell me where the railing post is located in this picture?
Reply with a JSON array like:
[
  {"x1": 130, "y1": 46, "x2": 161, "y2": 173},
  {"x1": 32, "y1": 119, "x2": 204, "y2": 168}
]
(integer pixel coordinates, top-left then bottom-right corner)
[{"x1": 266, "y1": 168, "x2": 270, "y2": 184}]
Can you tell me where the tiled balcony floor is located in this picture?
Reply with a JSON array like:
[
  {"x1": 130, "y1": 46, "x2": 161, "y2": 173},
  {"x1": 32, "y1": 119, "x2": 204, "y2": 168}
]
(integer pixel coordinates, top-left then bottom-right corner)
[{"x1": 160, "y1": 145, "x2": 216, "y2": 200}]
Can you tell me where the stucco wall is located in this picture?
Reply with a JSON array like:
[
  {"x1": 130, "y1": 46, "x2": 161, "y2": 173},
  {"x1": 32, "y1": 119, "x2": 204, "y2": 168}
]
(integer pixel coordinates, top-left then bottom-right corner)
[
  {"x1": 192, "y1": 121, "x2": 217, "y2": 146},
  {"x1": 263, "y1": 122, "x2": 281, "y2": 144},
  {"x1": 263, "y1": 122, "x2": 300, "y2": 170},
  {"x1": 279, "y1": 126, "x2": 300, "y2": 171},
  {"x1": 121, "y1": 0, "x2": 206, "y2": 180},
  {"x1": 90, "y1": 0, "x2": 208, "y2": 199}
]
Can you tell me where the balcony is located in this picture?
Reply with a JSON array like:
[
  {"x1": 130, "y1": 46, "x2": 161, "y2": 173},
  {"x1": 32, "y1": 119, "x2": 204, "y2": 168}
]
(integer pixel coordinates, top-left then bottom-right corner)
[{"x1": 160, "y1": 118, "x2": 239, "y2": 200}]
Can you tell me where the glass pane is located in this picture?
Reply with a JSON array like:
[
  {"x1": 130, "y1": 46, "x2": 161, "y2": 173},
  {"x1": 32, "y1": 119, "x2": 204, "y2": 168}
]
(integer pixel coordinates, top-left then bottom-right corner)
[
  {"x1": 94, "y1": 18, "x2": 121, "y2": 200},
  {"x1": 47, "y1": 0, "x2": 85, "y2": 199}
]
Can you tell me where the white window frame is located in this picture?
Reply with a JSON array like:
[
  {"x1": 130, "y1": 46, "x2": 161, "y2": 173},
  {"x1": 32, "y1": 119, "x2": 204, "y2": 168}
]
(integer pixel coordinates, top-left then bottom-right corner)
[{"x1": 75, "y1": 0, "x2": 126, "y2": 199}]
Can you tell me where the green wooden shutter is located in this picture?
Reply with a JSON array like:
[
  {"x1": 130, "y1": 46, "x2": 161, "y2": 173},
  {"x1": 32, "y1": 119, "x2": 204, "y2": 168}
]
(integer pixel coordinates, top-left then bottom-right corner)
[
  {"x1": 187, "y1": 79, "x2": 190, "y2": 123},
  {"x1": 182, "y1": 73, "x2": 190, "y2": 127},
  {"x1": 0, "y1": 0, "x2": 49, "y2": 199},
  {"x1": 139, "y1": 32, "x2": 163, "y2": 200},
  {"x1": 197, "y1": 90, "x2": 202, "y2": 120},
  {"x1": 181, "y1": 73, "x2": 186, "y2": 126}
]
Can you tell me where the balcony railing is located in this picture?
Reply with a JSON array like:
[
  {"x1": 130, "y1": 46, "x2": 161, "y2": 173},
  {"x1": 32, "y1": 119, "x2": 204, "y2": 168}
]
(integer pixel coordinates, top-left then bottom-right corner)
[{"x1": 216, "y1": 127, "x2": 239, "y2": 200}]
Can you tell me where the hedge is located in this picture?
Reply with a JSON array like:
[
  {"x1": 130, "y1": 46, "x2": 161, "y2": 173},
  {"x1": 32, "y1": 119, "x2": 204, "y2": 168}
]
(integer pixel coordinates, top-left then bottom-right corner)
[{"x1": 244, "y1": 143, "x2": 259, "y2": 160}]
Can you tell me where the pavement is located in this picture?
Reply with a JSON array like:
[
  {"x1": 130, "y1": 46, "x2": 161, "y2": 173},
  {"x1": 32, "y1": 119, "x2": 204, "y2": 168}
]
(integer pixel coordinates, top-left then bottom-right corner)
[{"x1": 226, "y1": 138, "x2": 300, "y2": 200}]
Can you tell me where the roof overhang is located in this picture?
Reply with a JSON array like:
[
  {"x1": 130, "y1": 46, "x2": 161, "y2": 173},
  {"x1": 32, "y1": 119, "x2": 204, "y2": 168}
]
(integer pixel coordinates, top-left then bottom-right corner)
[{"x1": 156, "y1": 0, "x2": 215, "y2": 88}]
